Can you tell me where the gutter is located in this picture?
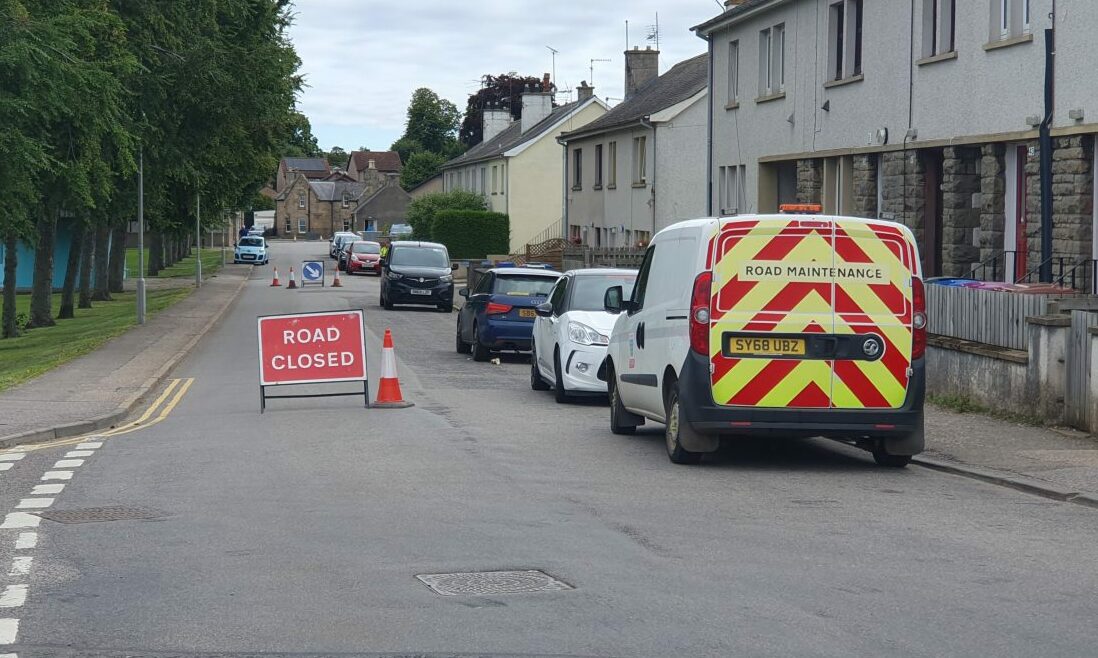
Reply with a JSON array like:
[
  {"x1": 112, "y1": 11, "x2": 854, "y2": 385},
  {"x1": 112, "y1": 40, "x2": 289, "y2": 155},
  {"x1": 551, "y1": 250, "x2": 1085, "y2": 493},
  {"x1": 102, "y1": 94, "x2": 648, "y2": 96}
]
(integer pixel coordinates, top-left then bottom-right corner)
[
  {"x1": 695, "y1": 16, "x2": 714, "y2": 216},
  {"x1": 640, "y1": 116, "x2": 656, "y2": 236},
  {"x1": 559, "y1": 118, "x2": 651, "y2": 145}
]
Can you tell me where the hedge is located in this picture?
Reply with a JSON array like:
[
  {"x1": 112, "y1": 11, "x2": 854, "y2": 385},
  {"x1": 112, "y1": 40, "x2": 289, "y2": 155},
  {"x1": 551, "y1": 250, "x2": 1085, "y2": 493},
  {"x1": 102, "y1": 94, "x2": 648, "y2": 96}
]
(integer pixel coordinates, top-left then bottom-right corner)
[{"x1": 430, "y1": 210, "x2": 510, "y2": 260}]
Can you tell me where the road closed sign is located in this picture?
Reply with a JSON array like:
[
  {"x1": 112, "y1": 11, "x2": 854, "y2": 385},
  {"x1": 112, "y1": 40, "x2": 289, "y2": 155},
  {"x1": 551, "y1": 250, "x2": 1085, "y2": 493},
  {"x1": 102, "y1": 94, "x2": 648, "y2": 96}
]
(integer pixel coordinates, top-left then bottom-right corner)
[{"x1": 257, "y1": 310, "x2": 367, "y2": 386}]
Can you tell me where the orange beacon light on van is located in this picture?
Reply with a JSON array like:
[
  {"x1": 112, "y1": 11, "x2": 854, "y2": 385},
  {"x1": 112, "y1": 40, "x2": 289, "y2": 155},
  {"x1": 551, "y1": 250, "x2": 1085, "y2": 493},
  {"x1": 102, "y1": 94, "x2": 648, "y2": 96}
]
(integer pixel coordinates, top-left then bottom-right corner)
[{"x1": 779, "y1": 203, "x2": 823, "y2": 214}]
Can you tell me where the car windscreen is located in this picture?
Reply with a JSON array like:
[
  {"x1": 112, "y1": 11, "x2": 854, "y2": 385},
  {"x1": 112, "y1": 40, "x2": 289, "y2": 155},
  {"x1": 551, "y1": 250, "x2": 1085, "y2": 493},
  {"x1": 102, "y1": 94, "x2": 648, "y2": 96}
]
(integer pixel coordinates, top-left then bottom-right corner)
[
  {"x1": 390, "y1": 246, "x2": 449, "y2": 268},
  {"x1": 239, "y1": 237, "x2": 264, "y2": 247},
  {"x1": 570, "y1": 274, "x2": 637, "y2": 311},
  {"x1": 493, "y1": 274, "x2": 558, "y2": 297},
  {"x1": 353, "y1": 243, "x2": 380, "y2": 254}
]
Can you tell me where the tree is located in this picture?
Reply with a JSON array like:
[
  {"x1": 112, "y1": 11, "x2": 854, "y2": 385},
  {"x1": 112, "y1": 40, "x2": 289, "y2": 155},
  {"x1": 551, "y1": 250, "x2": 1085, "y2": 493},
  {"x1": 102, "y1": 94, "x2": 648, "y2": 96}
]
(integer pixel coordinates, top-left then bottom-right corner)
[
  {"x1": 460, "y1": 73, "x2": 546, "y2": 147},
  {"x1": 400, "y1": 151, "x2": 446, "y2": 191},
  {"x1": 325, "y1": 146, "x2": 347, "y2": 168},
  {"x1": 401, "y1": 88, "x2": 461, "y2": 155},
  {"x1": 405, "y1": 190, "x2": 487, "y2": 240}
]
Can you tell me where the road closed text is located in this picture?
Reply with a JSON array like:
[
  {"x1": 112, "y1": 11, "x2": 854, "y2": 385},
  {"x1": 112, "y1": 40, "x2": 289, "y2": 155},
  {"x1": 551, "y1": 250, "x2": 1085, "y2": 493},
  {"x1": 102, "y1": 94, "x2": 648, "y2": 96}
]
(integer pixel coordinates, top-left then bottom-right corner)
[
  {"x1": 258, "y1": 310, "x2": 367, "y2": 385},
  {"x1": 270, "y1": 351, "x2": 357, "y2": 371}
]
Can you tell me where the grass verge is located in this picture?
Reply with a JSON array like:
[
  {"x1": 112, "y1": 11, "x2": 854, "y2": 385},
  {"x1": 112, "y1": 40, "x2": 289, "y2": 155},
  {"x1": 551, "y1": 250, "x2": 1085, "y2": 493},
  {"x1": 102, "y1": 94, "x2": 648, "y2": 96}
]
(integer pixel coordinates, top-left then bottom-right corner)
[
  {"x1": 0, "y1": 288, "x2": 192, "y2": 393},
  {"x1": 125, "y1": 248, "x2": 224, "y2": 279},
  {"x1": 927, "y1": 393, "x2": 1045, "y2": 426}
]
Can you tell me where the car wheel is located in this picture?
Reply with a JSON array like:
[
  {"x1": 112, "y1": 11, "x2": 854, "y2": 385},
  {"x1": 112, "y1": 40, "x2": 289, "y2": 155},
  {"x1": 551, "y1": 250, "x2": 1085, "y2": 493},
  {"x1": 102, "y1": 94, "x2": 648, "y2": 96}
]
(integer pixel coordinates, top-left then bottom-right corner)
[
  {"x1": 665, "y1": 382, "x2": 703, "y2": 465},
  {"x1": 553, "y1": 351, "x2": 569, "y2": 403},
  {"x1": 456, "y1": 320, "x2": 471, "y2": 354},
  {"x1": 382, "y1": 289, "x2": 394, "y2": 310},
  {"x1": 608, "y1": 372, "x2": 638, "y2": 435},
  {"x1": 872, "y1": 444, "x2": 913, "y2": 468},
  {"x1": 471, "y1": 323, "x2": 490, "y2": 362},
  {"x1": 530, "y1": 341, "x2": 549, "y2": 391}
]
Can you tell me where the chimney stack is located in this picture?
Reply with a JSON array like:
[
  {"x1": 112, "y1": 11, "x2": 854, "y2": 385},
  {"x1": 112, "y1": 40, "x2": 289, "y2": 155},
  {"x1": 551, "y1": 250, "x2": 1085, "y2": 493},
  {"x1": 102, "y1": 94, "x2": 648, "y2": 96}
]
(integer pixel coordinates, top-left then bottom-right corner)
[
  {"x1": 482, "y1": 103, "x2": 512, "y2": 142},
  {"x1": 576, "y1": 81, "x2": 594, "y2": 102},
  {"x1": 521, "y1": 87, "x2": 553, "y2": 133},
  {"x1": 624, "y1": 46, "x2": 659, "y2": 100},
  {"x1": 367, "y1": 159, "x2": 376, "y2": 170}
]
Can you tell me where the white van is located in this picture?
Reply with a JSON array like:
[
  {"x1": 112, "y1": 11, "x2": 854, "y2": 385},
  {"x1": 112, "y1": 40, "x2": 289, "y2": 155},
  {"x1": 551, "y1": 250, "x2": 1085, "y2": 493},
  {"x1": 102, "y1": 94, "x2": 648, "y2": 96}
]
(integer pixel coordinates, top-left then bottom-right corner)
[{"x1": 601, "y1": 211, "x2": 927, "y2": 466}]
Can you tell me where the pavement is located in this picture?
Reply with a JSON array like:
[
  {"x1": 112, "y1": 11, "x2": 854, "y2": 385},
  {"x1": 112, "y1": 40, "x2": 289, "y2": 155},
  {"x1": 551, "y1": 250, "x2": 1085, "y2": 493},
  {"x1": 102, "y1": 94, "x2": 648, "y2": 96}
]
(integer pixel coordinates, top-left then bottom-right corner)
[
  {"x1": 0, "y1": 242, "x2": 1095, "y2": 655},
  {"x1": 0, "y1": 265, "x2": 250, "y2": 447}
]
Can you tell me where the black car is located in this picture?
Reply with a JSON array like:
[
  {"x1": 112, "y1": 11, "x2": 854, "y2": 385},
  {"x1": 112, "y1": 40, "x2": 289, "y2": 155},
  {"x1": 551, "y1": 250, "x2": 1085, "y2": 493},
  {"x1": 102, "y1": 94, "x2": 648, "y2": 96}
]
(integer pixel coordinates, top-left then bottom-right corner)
[{"x1": 380, "y1": 241, "x2": 456, "y2": 312}]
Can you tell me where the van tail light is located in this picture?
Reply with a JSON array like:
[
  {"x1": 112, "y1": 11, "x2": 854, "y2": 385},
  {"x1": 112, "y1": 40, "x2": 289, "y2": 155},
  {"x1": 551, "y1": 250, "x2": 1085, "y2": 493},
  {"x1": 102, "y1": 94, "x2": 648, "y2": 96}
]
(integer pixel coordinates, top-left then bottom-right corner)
[
  {"x1": 912, "y1": 277, "x2": 927, "y2": 360},
  {"x1": 689, "y1": 271, "x2": 712, "y2": 355},
  {"x1": 486, "y1": 302, "x2": 513, "y2": 316}
]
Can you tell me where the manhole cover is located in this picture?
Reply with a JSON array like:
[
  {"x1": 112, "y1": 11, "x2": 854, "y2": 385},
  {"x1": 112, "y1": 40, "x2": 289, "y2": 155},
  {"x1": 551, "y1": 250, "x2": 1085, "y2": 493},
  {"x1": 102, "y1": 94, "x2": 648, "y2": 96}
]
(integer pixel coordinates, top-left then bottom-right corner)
[
  {"x1": 416, "y1": 570, "x2": 573, "y2": 596},
  {"x1": 36, "y1": 506, "x2": 166, "y2": 524}
]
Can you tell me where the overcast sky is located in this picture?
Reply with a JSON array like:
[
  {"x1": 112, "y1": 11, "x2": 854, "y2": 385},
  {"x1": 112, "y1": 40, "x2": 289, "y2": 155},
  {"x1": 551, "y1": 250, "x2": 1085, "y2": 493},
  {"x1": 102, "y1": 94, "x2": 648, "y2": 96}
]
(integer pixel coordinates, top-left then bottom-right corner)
[{"x1": 287, "y1": 1, "x2": 722, "y2": 152}]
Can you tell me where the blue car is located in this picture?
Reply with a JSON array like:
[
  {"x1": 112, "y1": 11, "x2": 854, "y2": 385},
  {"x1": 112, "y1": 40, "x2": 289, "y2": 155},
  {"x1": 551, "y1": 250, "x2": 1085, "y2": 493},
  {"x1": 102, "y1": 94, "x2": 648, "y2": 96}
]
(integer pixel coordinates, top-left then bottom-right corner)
[{"x1": 456, "y1": 266, "x2": 561, "y2": 362}]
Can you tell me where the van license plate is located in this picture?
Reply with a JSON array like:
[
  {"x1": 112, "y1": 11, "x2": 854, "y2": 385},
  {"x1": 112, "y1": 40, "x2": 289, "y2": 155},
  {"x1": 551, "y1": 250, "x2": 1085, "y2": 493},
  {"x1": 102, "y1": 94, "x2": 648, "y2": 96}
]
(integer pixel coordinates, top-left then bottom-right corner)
[{"x1": 726, "y1": 336, "x2": 806, "y2": 357}]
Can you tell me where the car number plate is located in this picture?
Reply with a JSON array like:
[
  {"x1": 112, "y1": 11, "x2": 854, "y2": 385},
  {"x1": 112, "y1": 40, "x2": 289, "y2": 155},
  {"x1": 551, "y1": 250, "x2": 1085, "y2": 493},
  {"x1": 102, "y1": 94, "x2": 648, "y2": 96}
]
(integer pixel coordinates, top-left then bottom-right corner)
[
  {"x1": 410, "y1": 289, "x2": 431, "y2": 296},
  {"x1": 519, "y1": 309, "x2": 536, "y2": 318},
  {"x1": 725, "y1": 336, "x2": 806, "y2": 357}
]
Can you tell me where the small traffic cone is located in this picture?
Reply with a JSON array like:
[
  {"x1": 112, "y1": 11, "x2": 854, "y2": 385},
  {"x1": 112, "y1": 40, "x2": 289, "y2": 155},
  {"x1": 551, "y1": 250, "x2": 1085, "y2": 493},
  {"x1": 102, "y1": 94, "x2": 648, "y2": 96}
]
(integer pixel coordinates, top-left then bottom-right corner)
[
  {"x1": 332, "y1": 266, "x2": 343, "y2": 287},
  {"x1": 286, "y1": 266, "x2": 297, "y2": 289},
  {"x1": 373, "y1": 329, "x2": 413, "y2": 408},
  {"x1": 269, "y1": 267, "x2": 281, "y2": 287}
]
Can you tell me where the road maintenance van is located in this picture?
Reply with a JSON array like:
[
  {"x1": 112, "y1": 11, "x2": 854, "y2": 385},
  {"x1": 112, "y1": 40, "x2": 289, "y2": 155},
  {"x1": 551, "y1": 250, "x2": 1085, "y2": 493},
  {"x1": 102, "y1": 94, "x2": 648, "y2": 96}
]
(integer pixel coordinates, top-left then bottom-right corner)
[{"x1": 601, "y1": 209, "x2": 926, "y2": 466}]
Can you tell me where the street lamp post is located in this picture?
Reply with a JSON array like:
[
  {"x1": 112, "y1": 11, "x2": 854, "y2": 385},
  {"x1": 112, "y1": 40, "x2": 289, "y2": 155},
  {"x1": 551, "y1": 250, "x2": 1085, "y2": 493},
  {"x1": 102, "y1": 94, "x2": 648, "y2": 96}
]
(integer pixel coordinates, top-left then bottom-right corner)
[
  {"x1": 137, "y1": 148, "x2": 146, "y2": 325},
  {"x1": 195, "y1": 190, "x2": 202, "y2": 288}
]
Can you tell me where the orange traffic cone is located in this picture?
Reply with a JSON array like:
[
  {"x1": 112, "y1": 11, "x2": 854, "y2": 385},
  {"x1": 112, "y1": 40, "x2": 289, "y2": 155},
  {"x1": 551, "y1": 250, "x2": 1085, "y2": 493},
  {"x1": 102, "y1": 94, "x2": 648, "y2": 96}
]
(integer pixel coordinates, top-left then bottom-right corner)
[
  {"x1": 270, "y1": 267, "x2": 281, "y2": 287},
  {"x1": 286, "y1": 266, "x2": 297, "y2": 289},
  {"x1": 373, "y1": 329, "x2": 413, "y2": 408},
  {"x1": 332, "y1": 266, "x2": 343, "y2": 287}
]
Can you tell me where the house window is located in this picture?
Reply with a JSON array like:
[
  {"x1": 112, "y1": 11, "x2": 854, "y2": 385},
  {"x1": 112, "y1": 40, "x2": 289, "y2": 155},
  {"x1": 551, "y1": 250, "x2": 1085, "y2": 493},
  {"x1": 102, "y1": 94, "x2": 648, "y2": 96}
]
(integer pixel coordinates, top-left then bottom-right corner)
[
  {"x1": 297, "y1": 217, "x2": 307, "y2": 234},
  {"x1": 572, "y1": 149, "x2": 583, "y2": 190},
  {"x1": 759, "y1": 24, "x2": 785, "y2": 96},
  {"x1": 492, "y1": 165, "x2": 498, "y2": 194},
  {"x1": 341, "y1": 193, "x2": 349, "y2": 209},
  {"x1": 828, "y1": 1, "x2": 862, "y2": 81},
  {"x1": 718, "y1": 165, "x2": 746, "y2": 214},
  {"x1": 595, "y1": 144, "x2": 604, "y2": 188},
  {"x1": 479, "y1": 167, "x2": 486, "y2": 195},
  {"x1": 993, "y1": 0, "x2": 1032, "y2": 40},
  {"x1": 298, "y1": 192, "x2": 306, "y2": 208},
  {"x1": 727, "y1": 41, "x2": 739, "y2": 104},
  {"x1": 284, "y1": 218, "x2": 292, "y2": 234},
  {"x1": 923, "y1": 0, "x2": 956, "y2": 57},
  {"x1": 608, "y1": 142, "x2": 618, "y2": 187},
  {"x1": 501, "y1": 163, "x2": 507, "y2": 195},
  {"x1": 632, "y1": 136, "x2": 647, "y2": 185},
  {"x1": 343, "y1": 220, "x2": 351, "y2": 231}
]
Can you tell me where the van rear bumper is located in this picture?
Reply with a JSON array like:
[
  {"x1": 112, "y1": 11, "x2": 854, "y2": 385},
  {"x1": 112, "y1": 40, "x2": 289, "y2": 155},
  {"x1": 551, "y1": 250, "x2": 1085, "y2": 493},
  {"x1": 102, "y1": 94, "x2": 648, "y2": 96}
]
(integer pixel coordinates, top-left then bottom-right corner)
[{"x1": 678, "y1": 351, "x2": 925, "y2": 438}]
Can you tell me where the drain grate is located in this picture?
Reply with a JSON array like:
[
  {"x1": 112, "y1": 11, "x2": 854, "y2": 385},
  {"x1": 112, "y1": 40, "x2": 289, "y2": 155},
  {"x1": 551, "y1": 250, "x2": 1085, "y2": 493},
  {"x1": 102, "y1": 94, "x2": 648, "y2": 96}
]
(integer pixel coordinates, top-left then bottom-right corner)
[
  {"x1": 36, "y1": 506, "x2": 166, "y2": 524},
  {"x1": 416, "y1": 570, "x2": 573, "y2": 596}
]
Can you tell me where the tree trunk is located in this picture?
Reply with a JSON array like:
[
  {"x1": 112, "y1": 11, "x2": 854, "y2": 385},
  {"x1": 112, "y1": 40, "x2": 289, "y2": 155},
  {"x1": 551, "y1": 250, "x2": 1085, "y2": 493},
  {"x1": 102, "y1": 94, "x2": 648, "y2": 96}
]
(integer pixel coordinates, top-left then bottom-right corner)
[
  {"x1": 78, "y1": 228, "x2": 94, "y2": 309},
  {"x1": 2, "y1": 233, "x2": 18, "y2": 338},
  {"x1": 148, "y1": 231, "x2": 163, "y2": 276},
  {"x1": 108, "y1": 225, "x2": 126, "y2": 293},
  {"x1": 91, "y1": 223, "x2": 111, "y2": 302},
  {"x1": 58, "y1": 222, "x2": 85, "y2": 319},
  {"x1": 26, "y1": 207, "x2": 57, "y2": 329}
]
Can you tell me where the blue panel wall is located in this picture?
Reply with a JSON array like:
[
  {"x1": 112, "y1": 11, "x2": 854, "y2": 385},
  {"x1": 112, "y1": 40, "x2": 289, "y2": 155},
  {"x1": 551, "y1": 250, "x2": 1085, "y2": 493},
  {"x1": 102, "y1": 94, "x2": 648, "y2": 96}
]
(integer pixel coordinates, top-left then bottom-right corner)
[{"x1": 0, "y1": 222, "x2": 78, "y2": 291}]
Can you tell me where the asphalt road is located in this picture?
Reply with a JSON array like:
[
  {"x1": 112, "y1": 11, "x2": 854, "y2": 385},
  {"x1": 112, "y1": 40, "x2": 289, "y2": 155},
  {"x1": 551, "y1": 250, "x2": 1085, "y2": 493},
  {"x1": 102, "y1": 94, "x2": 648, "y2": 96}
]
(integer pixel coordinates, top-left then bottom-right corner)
[{"x1": 1, "y1": 241, "x2": 1097, "y2": 657}]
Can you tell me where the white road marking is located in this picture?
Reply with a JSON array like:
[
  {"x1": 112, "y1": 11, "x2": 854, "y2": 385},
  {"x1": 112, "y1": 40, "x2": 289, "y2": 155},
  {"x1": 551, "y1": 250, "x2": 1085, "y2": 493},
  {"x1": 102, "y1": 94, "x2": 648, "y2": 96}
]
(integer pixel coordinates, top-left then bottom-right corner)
[
  {"x1": 15, "y1": 499, "x2": 52, "y2": 510},
  {"x1": 0, "y1": 652, "x2": 17, "y2": 657},
  {"x1": 0, "y1": 586, "x2": 27, "y2": 608},
  {"x1": 0, "y1": 514, "x2": 38, "y2": 530},
  {"x1": 0, "y1": 454, "x2": 24, "y2": 462},
  {"x1": 0, "y1": 618, "x2": 17, "y2": 643},
  {"x1": 30, "y1": 484, "x2": 63, "y2": 495},
  {"x1": 14, "y1": 533, "x2": 36, "y2": 550},
  {"x1": 64, "y1": 450, "x2": 94, "y2": 458},
  {"x1": 52, "y1": 460, "x2": 83, "y2": 469},
  {"x1": 76, "y1": 441, "x2": 103, "y2": 450},
  {"x1": 0, "y1": 465, "x2": 11, "y2": 472},
  {"x1": 41, "y1": 471, "x2": 73, "y2": 481},
  {"x1": 8, "y1": 558, "x2": 30, "y2": 578}
]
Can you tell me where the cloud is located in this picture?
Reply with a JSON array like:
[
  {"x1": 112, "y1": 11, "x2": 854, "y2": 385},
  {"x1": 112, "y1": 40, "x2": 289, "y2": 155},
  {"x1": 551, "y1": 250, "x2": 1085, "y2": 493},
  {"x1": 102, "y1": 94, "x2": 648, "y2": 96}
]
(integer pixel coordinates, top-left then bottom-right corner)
[{"x1": 288, "y1": 0, "x2": 719, "y2": 151}]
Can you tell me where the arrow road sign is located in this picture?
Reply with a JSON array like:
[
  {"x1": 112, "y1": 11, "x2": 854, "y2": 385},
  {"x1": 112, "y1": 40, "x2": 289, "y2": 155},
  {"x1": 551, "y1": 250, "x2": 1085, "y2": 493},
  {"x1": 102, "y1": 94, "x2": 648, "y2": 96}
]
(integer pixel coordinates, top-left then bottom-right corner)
[{"x1": 301, "y1": 260, "x2": 325, "y2": 287}]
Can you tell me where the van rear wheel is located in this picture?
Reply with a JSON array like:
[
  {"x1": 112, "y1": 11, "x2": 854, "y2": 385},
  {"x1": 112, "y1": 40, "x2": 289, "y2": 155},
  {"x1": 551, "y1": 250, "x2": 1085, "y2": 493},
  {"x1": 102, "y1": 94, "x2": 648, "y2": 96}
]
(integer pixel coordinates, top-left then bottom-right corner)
[
  {"x1": 665, "y1": 383, "x2": 703, "y2": 465},
  {"x1": 608, "y1": 375, "x2": 637, "y2": 435},
  {"x1": 872, "y1": 443, "x2": 913, "y2": 468}
]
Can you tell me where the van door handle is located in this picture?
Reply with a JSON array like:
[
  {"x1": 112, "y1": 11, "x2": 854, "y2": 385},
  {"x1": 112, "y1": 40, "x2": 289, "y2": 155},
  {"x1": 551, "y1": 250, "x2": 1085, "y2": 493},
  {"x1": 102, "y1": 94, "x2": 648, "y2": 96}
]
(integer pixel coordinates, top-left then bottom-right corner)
[{"x1": 636, "y1": 322, "x2": 645, "y2": 349}]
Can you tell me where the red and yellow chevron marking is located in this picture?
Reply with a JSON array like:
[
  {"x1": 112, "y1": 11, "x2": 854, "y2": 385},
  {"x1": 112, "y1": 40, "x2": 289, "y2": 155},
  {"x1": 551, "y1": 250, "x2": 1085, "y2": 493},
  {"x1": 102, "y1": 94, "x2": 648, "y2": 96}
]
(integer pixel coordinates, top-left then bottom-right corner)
[{"x1": 708, "y1": 217, "x2": 916, "y2": 410}]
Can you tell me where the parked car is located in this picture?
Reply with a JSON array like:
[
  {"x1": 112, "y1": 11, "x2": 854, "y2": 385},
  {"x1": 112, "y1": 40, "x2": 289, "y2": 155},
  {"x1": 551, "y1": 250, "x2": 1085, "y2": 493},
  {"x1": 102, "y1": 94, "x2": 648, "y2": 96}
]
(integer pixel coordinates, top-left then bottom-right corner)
[
  {"x1": 379, "y1": 241, "x2": 456, "y2": 312},
  {"x1": 388, "y1": 223, "x2": 413, "y2": 238},
  {"x1": 601, "y1": 211, "x2": 926, "y2": 467},
  {"x1": 530, "y1": 269, "x2": 638, "y2": 402},
  {"x1": 329, "y1": 231, "x2": 358, "y2": 258},
  {"x1": 456, "y1": 266, "x2": 561, "y2": 362},
  {"x1": 233, "y1": 236, "x2": 269, "y2": 265},
  {"x1": 342, "y1": 240, "x2": 382, "y2": 275}
]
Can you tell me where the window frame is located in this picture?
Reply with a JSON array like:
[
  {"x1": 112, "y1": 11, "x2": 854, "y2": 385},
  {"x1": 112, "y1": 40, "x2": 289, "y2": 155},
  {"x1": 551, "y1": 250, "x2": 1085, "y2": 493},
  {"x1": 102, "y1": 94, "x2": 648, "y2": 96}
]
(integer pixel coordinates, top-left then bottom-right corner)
[
  {"x1": 594, "y1": 144, "x2": 604, "y2": 189},
  {"x1": 632, "y1": 136, "x2": 647, "y2": 186},
  {"x1": 298, "y1": 192, "x2": 306, "y2": 209},
  {"x1": 608, "y1": 141, "x2": 618, "y2": 188},
  {"x1": 297, "y1": 217, "x2": 307, "y2": 234},
  {"x1": 759, "y1": 24, "x2": 786, "y2": 95},
  {"x1": 572, "y1": 148, "x2": 583, "y2": 190},
  {"x1": 727, "y1": 40, "x2": 740, "y2": 105}
]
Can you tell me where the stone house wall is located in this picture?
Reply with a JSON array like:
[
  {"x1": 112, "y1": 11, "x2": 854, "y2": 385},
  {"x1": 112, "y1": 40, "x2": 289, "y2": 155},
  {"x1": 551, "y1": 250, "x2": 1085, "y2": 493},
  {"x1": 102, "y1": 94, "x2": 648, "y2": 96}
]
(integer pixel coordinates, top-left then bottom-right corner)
[{"x1": 852, "y1": 154, "x2": 878, "y2": 219}]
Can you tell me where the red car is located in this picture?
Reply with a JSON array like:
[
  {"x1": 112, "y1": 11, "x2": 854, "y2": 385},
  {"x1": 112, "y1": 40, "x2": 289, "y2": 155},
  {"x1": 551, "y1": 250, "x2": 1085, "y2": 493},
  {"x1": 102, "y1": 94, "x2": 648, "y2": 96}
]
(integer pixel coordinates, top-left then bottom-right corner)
[{"x1": 343, "y1": 240, "x2": 383, "y2": 275}]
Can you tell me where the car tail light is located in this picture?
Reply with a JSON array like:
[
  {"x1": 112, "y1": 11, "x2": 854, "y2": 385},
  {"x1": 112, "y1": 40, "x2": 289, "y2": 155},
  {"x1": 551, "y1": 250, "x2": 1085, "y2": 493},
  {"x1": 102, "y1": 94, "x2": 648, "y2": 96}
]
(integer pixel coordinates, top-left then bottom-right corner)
[
  {"x1": 486, "y1": 302, "x2": 512, "y2": 315},
  {"x1": 912, "y1": 277, "x2": 927, "y2": 360},
  {"x1": 689, "y1": 271, "x2": 712, "y2": 356}
]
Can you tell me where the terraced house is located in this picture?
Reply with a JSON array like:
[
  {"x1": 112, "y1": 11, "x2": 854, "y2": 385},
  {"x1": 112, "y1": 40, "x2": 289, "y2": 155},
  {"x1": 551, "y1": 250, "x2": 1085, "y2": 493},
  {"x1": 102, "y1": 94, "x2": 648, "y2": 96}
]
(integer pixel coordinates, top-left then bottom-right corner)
[{"x1": 694, "y1": 0, "x2": 1098, "y2": 290}]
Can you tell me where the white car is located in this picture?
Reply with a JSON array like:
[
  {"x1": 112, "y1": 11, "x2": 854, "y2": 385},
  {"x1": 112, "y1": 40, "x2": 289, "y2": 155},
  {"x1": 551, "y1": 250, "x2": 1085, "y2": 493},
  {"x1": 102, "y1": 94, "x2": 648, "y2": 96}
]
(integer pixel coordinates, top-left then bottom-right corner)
[
  {"x1": 233, "y1": 236, "x2": 269, "y2": 265},
  {"x1": 530, "y1": 268, "x2": 637, "y2": 402}
]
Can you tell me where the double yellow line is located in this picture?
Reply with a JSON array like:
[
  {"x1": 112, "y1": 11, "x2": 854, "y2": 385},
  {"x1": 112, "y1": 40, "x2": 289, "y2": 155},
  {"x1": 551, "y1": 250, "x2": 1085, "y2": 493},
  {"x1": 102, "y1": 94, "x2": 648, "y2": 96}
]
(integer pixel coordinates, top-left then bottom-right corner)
[{"x1": 7, "y1": 378, "x2": 195, "y2": 453}]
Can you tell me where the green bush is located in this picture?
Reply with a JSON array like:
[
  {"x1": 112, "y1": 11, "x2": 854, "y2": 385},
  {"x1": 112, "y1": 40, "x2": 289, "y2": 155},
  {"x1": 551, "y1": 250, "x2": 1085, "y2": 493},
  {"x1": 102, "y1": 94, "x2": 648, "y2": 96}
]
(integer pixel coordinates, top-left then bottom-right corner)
[
  {"x1": 405, "y1": 190, "x2": 487, "y2": 240},
  {"x1": 430, "y1": 210, "x2": 509, "y2": 260}
]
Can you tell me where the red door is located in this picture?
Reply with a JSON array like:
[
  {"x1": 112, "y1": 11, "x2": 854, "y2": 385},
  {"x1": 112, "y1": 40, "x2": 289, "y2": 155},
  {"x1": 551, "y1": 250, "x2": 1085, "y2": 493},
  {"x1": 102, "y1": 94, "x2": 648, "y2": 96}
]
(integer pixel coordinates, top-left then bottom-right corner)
[{"x1": 1014, "y1": 145, "x2": 1028, "y2": 279}]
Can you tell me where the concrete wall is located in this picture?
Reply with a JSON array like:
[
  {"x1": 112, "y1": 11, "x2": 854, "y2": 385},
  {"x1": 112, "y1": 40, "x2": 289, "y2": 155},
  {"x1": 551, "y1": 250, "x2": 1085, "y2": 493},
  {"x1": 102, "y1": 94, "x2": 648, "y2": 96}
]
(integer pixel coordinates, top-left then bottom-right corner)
[
  {"x1": 565, "y1": 124, "x2": 654, "y2": 247},
  {"x1": 655, "y1": 94, "x2": 709, "y2": 230}
]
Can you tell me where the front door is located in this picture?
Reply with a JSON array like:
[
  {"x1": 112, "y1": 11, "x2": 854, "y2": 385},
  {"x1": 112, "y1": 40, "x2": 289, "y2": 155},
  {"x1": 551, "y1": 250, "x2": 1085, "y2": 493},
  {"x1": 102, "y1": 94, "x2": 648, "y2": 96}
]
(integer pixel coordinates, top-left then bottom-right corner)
[
  {"x1": 1014, "y1": 145, "x2": 1029, "y2": 279},
  {"x1": 919, "y1": 150, "x2": 944, "y2": 278}
]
